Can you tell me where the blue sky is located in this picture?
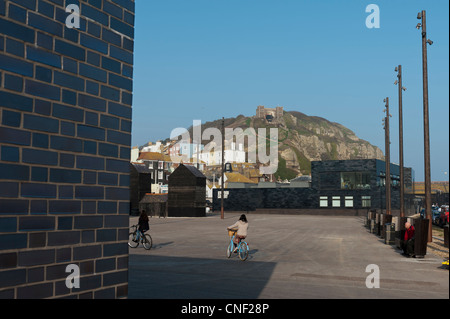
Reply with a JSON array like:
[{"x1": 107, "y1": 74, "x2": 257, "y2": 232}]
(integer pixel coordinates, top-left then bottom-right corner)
[{"x1": 131, "y1": 0, "x2": 449, "y2": 182}]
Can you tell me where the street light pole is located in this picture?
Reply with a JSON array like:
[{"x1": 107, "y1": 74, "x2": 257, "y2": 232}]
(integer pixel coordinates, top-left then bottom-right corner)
[
  {"x1": 395, "y1": 65, "x2": 406, "y2": 218},
  {"x1": 417, "y1": 10, "x2": 433, "y2": 242},
  {"x1": 384, "y1": 97, "x2": 391, "y2": 215},
  {"x1": 221, "y1": 117, "x2": 225, "y2": 219},
  {"x1": 444, "y1": 172, "x2": 448, "y2": 193}
]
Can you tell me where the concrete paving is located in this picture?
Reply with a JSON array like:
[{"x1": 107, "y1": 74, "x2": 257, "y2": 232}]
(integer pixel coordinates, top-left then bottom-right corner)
[{"x1": 128, "y1": 212, "x2": 449, "y2": 299}]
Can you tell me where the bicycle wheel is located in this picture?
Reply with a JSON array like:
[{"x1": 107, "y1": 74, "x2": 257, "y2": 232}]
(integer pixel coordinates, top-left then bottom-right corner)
[
  {"x1": 227, "y1": 241, "x2": 234, "y2": 258},
  {"x1": 142, "y1": 234, "x2": 152, "y2": 250},
  {"x1": 128, "y1": 232, "x2": 139, "y2": 248},
  {"x1": 238, "y1": 242, "x2": 249, "y2": 261}
]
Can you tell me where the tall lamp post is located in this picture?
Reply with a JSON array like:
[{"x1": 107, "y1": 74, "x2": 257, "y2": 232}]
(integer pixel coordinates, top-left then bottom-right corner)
[
  {"x1": 383, "y1": 97, "x2": 392, "y2": 215},
  {"x1": 417, "y1": 10, "x2": 433, "y2": 242},
  {"x1": 395, "y1": 66, "x2": 407, "y2": 218},
  {"x1": 221, "y1": 117, "x2": 225, "y2": 219},
  {"x1": 444, "y1": 172, "x2": 448, "y2": 194}
]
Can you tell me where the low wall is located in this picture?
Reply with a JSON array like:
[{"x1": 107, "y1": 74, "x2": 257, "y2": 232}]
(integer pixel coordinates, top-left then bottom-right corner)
[{"x1": 223, "y1": 208, "x2": 369, "y2": 217}]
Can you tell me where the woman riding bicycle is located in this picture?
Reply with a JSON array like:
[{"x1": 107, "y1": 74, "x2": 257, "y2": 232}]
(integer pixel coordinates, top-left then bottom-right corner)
[
  {"x1": 137, "y1": 210, "x2": 149, "y2": 240},
  {"x1": 227, "y1": 214, "x2": 249, "y2": 252}
]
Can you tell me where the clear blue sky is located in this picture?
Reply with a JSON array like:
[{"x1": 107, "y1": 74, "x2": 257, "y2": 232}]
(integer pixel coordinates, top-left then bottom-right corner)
[{"x1": 131, "y1": 0, "x2": 449, "y2": 182}]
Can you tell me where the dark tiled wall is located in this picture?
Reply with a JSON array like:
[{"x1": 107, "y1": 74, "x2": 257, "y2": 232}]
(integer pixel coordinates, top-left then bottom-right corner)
[
  {"x1": 214, "y1": 160, "x2": 410, "y2": 211},
  {"x1": 212, "y1": 187, "x2": 317, "y2": 211},
  {"x1": 311, "y1": 159, "x2": 402, "y2": 210},
  {"x1": 0, "y1": 0, "x2": 134, "y2": 298}
]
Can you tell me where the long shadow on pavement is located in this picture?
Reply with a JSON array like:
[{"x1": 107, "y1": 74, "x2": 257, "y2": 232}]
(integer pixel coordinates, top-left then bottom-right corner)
[{"x1": 128, "y1": 253, "x2": 276, "y2": 299}]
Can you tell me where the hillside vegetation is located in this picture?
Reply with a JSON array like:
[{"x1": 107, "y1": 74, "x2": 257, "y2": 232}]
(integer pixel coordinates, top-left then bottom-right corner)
[{"x1": 169, "y1": 110, "x2": 385, "y2": 180}]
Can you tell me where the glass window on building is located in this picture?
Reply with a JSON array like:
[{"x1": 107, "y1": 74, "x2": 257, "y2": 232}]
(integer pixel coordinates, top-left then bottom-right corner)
[
  {"x1": 362, "y1": 196, "x2": 371, "y2": 207},
  {"x1": 341, "y1": 172, "x2": 371, "y2": 190},
  {"x1": 345, "y1": 196, "x2": 353, "y2": 207},
  {"x1": 377, "y1": 173, "x2": 400, "y2": 188},
  {"x1": 332, "y1": 196, "x2": 340, "y2": 207},
  {"x1": 320, "y1": 196, "x2": 328, "y2": 207}
]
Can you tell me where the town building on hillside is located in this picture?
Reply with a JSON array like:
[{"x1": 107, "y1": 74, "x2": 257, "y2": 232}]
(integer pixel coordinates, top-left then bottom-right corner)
[
  {"x1": 131, "y1": 146, "x2": 140, "y2": 162},
  {"x1": 220, "y1": 172, "x2": 258, "y2": 189},
  {"x1": 137, "y1": 152, "x2": 174, "y2": 190},
  {"x1": 141, "y1": 141, "x2": 164, "y2": 153},
  {"x1": 195, "y1": 142, "x2": 245, "y2": 166},
  {"x1": 180, "y1": 143, "x2": 204, "y2": 158}
]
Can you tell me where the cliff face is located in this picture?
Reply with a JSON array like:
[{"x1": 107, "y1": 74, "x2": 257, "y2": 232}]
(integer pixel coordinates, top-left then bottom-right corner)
[
  {"x1": 260, "y1": 111, "x2": 384, "y2": 178},
  {"x1": 283, "y1": 111, "x2": 383, "y2": 160},
  {"x1": 176, "y1": 110, "x2": 385, "y2": 179}
]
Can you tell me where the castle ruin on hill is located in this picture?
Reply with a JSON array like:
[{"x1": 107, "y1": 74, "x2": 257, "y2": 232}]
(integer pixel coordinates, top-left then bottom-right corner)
[{"x1": 255, "y1": 105, "x2": 283, "y2": 123}]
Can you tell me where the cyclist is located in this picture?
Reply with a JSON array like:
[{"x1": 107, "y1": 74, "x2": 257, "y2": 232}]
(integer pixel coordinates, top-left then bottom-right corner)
[
  {"x1": 227, "y1": 214, "x2": 249, "y2": 252},
  {"x1": 136, "y1": 209, "x2": 150, "y2": 241}
]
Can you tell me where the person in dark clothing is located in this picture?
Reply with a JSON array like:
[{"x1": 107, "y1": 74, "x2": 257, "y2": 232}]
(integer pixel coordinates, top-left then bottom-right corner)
[
  {"x1": 401, "y1": 221, "x2": 415, "y2": 257},
  {"x1": 137, "y1": 210, "x2": 150, "y2": 240}
]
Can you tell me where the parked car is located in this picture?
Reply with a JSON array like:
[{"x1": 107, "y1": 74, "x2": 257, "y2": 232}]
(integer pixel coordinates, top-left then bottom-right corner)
[
  {"x1": 432, "y1": 206, "x2": 441, "y2": 225},
  {"x1": 438, "y1": 205, "x2": 449, "y2": 227},
  {"x1": 420, "y1": 206, "x2": 440, "y2": 224}
]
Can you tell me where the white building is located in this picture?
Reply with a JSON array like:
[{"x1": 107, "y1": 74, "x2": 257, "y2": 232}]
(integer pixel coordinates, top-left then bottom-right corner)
[
  {"x1": 130, "y1": 146, "x2": 139, "y2": 162},
  {"x1": 195, "y1": 142, "x2": 245, "y2": 166},
  {"x1": 141, "y1": 141, "x2": 163, "y2": 153}
]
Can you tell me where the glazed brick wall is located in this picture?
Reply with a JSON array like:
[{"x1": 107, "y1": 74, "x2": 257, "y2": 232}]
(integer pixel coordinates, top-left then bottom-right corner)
[{"x1": 0, "y1": 0, "x2": 134, "y2": 299}]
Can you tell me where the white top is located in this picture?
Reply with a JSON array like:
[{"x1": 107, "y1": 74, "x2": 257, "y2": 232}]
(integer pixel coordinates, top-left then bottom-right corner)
[{"x1": 228, "y1": 220, "x2": 249, "y2": 237}]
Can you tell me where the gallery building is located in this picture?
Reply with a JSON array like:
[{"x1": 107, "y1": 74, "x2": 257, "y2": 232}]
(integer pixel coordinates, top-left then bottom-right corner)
[{"x1": 213, "y1": 159, "x2": 415, "y2": 214}]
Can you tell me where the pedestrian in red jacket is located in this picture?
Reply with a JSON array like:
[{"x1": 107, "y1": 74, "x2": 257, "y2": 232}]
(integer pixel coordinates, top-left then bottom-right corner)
[{"x1": 402, "y1": 222, "x2": 415, "y2": 257}]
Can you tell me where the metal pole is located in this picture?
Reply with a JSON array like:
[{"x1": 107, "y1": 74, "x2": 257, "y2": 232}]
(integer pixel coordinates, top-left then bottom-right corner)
[
  {"x1": 397, "y1": 65, "x2": 405, "y2": 218},
  {"x1": 196, "y1": 142, "x2": 199, "y2": 170},
  {"x1": 419, "y1": 10, "x2": 432, "y2": 242},
  {"x1": 221, "y1": 117, "x2": 225, "y2": 219},
  {"x1": 384, "y1": 97, "x2": 391, "y2": 215}
]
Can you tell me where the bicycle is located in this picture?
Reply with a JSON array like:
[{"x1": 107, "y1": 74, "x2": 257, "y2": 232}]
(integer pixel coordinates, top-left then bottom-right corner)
[
  {"x1": 128, "y1": 224, "x2": 152, "y2": 250},
  {"x1": 226, "y1": 229, "x2": 249, "y2": 261}
]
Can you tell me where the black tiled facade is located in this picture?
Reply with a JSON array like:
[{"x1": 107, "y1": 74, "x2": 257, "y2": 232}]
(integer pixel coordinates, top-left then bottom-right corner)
[
  {"x1": 0, "y1": 0, "x2": 134, "y2": 298},
  {"x1": 213, "y1": 159, "x2": 414, "y2": 213}
]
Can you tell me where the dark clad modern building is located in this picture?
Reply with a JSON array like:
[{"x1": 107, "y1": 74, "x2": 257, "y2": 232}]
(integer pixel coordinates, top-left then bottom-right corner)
[
  {"x1": 213, "y1": 159, "x2": 415, "y2": 214},
  {"x1": 0, "y1": 0, "x2": 135, "y2": 298},
  {"x1": 312, "y1": 159, "x2": 414, "y2": 212},
  {"x1": 168, "y1": 164, "x2": 206, "y2": 217},
  {"x1": 129, "y1": 162, "x2": 151, "y2": 216}
]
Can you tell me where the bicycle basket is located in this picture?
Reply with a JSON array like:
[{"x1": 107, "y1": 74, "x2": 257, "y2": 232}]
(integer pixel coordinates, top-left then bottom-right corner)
[{"x1": 228, "y1": 229, "x2": 237, "y2": 237}]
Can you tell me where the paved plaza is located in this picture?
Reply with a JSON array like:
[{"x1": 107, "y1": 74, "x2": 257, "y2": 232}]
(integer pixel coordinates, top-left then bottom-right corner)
[{"x1": 128, "y1": 213, "x2": 449, "y2": 299}]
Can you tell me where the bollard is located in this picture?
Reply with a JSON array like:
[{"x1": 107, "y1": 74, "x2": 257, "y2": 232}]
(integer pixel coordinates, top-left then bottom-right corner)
[
  {"x1": 414, "y1": 218, "x2": 429, "y2": 258},
  {"x1": 379, "y1": 214, "x2": 385, "y2": 238},
  {"x1": 444, "y1": 225, "x2": 449, "y2": 248},
  {"x1": 365, "y1": 212, "x2": 371, "y2": 228},
  {"x1": 370, "y1": 219, "x2": 376, "y2": 233},
  {"x1": 385, "y1": 223, "x2": 395, "y2": 245},
  {"x1": 382, "y1": 214, "x2": 391, "y2": 240},
  {"x1": 375, "y1": 213, "x2": 381, "y2": 236}
]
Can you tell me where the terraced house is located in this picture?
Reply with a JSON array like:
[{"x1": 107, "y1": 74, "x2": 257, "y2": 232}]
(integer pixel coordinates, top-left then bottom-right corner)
[{"x1": 0, "y1": 0, "x2": 135, "y2": 298}]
